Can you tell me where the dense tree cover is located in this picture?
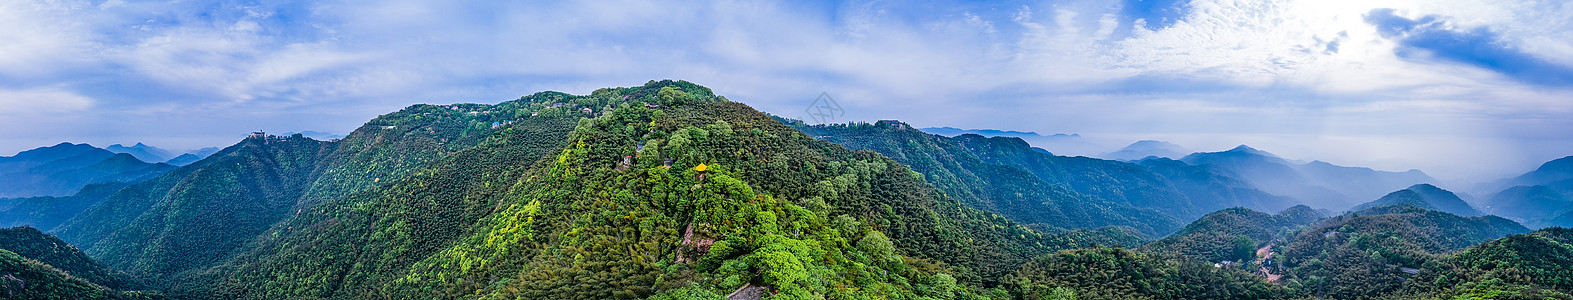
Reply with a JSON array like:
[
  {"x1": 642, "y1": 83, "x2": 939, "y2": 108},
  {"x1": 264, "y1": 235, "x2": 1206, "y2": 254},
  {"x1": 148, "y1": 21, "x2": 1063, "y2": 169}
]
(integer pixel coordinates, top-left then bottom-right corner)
[
  {"x1": 0, "y1": 227, "x2": 162, "y2": 300},
  {"x1": 1434, "y1": 227, "x2": 1573, "y2": 299},
  {"x1": 0, "y1": 227, "x2": 137, "y2": 290},
  {"x1": 788, "y1": 120, "x2": 1300, "y2": 238},
  {"x1": 1274, "y1": 205, "x2": 1529, "y2": 299},
  {"x1": 0, "y1": 143, "x2": 175, "y2": 198},
  {"x1": 49, "y1": 135, "x2": 337, "y2": 283},
  {"x1": 948, "y1": 135, "x2": 1294, "y2": 220},
  {"x1": 116, "y1": 81, "x2": 1140, "y2": 299},
  {"x1": 1142, "y1": 206, "x2": 1324, "y2": 263},
  {"x1": 45, "y1": 82, "x2": 608, "y2": 289},
  {"x1": 1003, "y1": 247, "x2": 1291, "y2": 299},
  {"x1": 788, "y1": 120, "x2": 1178, "y2": 237}
]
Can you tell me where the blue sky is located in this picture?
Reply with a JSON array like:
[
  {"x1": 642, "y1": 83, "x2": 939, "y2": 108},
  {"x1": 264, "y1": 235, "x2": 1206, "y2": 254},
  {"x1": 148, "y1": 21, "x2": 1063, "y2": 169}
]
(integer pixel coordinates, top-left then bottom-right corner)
[{"x1": 2, "y1": 0, "x2": 1571, "y2": 182}]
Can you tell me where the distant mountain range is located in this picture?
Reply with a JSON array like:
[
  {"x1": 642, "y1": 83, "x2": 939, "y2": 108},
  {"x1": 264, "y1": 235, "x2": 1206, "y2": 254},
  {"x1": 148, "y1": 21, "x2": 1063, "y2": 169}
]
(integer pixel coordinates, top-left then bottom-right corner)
[
  {"x1": 1180, "y1": 145, "x2": 1436, "y2": 210},
  {"x1": 0, "y1": 143, "x2": 176, "y2": 198},
  {"x1": 1477, "y1": 155, "x2": 1573, "y2": 228},
  {"x1": 104, "y1": 142, "x2": 175, "y2": 163}
]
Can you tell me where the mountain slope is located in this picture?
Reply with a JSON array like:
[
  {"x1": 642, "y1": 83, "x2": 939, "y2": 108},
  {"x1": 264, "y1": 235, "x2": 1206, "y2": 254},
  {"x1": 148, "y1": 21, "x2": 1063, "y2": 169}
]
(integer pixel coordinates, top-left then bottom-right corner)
[
  {"x1": 1142, "y1": 205, "x2": 1324, "y2": 262},
  {"x1": 1500, "y1": 156, "x2": 1573, "y2": 188},
  {"x1": 0, "y1": 227, "x2": 137, "y2": 290},
  {"x1": 0, "y1": 227, "x2": 161, "y2": 300},
  {"x1": 1480, "y1": 156, "x2": 1573, "y2": 229},
  {"x1": 50, "y1": 136, "x2": 336, "y2": 280},
  {"x1": 157, "y1": 81, "x2": 1134, "y2": 299},
  {"x1": 1351, "y1": 184, "x2": 1483, "y2": 216},
  {"x1": 1275, "y1": 205, "x2": 1528, "y2": 299},
  {"x1": 790, "y1": 120, "x2": 1179, "y2": 237},
  {"x1": 949, "y1": 134, "x2": 1296, "y2": 224}
]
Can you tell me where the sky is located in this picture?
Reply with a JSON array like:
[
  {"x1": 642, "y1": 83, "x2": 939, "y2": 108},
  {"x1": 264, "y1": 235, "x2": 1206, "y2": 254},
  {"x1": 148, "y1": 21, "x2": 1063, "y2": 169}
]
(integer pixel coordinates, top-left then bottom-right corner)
[{"x1": 1, "y1": 0, "x2": 1571, "y2": 183}]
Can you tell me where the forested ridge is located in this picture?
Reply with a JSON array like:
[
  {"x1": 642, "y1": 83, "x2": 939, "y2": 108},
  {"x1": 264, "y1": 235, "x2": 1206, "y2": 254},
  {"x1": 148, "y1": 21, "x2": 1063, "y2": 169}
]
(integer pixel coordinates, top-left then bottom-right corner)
[
  {"x1": 0, "y1": 226, "x2": 163, "y2": 299},
  {"x1": 6, "y1": 80, "x2": 1573, "y2": 299},
  {"x1": 788, "y1": 120, "x2": 1297, "y2": 238}
]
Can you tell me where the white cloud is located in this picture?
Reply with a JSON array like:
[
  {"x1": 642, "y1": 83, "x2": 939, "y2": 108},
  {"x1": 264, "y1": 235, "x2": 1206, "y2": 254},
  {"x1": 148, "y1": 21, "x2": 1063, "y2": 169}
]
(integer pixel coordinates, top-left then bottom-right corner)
[
  {"x1": 0, "y1": 86, "x2": 94, "y2": 115},
  {"x1": 0, "y1": 0, "x2": 1569, "y2": 181}
]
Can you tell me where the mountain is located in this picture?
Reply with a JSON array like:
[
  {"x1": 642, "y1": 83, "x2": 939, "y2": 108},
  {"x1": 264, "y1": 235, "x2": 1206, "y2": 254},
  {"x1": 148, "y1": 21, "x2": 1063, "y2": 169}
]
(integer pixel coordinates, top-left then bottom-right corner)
[
  {"x1": 794, "y1": 121, "x2": 1305, "y2": 238},
  {"x1": 1181, "y1": 145, "x2": 1437, "y2": 210},
  {"x1": 82, "y1": 81, "x2": 1145, "y2": 299},
  {"x1": 51, "y1": 95, "x2": 554, "y2": 285},
  {"x1": 1351, "y1": 184, "x2": 1483, "y2": 216},
  {"x1": 162, "y1": 154, "x2": 201, "y2": 166},
  {"x1": 23, "y1": 80, "x2": 1566, "y2": 299},
  {"x1": 1274, "y1": 205, "x2": 1528, "y2": 299},
  {"x1": 0, "y1": 227, "x2": 160, "y2": 299},
  {"x1": 0, "y1": 143, "x2": 176, "y2": 198},
  {"x1": 1497, "y1": 156, "x2": 1573, "y2": 188},
  {"x1": 0, "y1": 227, "x2": 137, "y2": 290},
  {"x1": 1142, "y1": 205, "x2": 1324, "y2": 262},
  {"x1": 792, "y1": 121, "x2": 1181, "y2": 237},
  {"x1": 1099, "y1": 140, "x2": 1189, "y2": 161},
  {"x1": 105, "y1": 143, "x2": 174, "y2": 163},
  {"x1": 947, "y1": 134, "x2": 1300, "y2": 228},
  {"x1": 1439, "y1": 227, "x2": 1573, "y2": 298},
  {"x1": 1478, "y1": 156, "x2": 1573, "y2": 228}
]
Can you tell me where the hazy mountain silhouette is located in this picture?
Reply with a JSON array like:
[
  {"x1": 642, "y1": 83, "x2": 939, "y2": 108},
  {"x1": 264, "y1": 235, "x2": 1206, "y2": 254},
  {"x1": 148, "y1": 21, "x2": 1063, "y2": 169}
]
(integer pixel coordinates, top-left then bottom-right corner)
[
  {"x1": 1100, "y1": 140, "x2": 1189, "y2": 161},
  {"x1": 1352, "y1": 184, "x2": 1484, "y2": 216},
  {"x1": 104, "y1": 142, "x2": 174, "y2": 163},
  {"x1": 1181, "y1": 145, "x2": 1436, "y2": 210}
]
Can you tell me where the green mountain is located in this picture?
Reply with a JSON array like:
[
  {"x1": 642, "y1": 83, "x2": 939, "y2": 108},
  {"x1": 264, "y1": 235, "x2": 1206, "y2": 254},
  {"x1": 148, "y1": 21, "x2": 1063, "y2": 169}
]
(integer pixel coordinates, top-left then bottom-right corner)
[
  {"x1": 1003, "y1": 247, "x2": 1290, "y2": 299},
  {"x1": 791, "y1": 122, "x2": 1300, "y2": 237},
  {"x1": 0, "y1": 227, "x2": 137, "y2": 290},
  {"x1": 0, "y1": 143, "x2": 175, "y2": 198},
  {"x1": 49, "y1": 90, "x2": 564, "y2": 286},
  {"x1": 0, "y1": 227, "x2": 161, "y2": 300},
  {"x1": 790, "y1": 120, "x2": 1181, "y2": 237},
  {"x1": 1351, "y1": 184, "x2": 1483, "y2": 216},
  {"x1": 23, "y1": 80, "x2": 1569, "y2": 299},
  {"x1": 1274, "y1": 205, "x2": 1528, "y2": 299},
  {"x1": 14, "y1": 81, "x2": 1122, "y2": 299},
  {"x1": 1436, "y1": 227, "x2": 1573, "y2": 298},
  {"x1": 1142, "y1": 205, "x2": 1324, "y2": 262}
]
